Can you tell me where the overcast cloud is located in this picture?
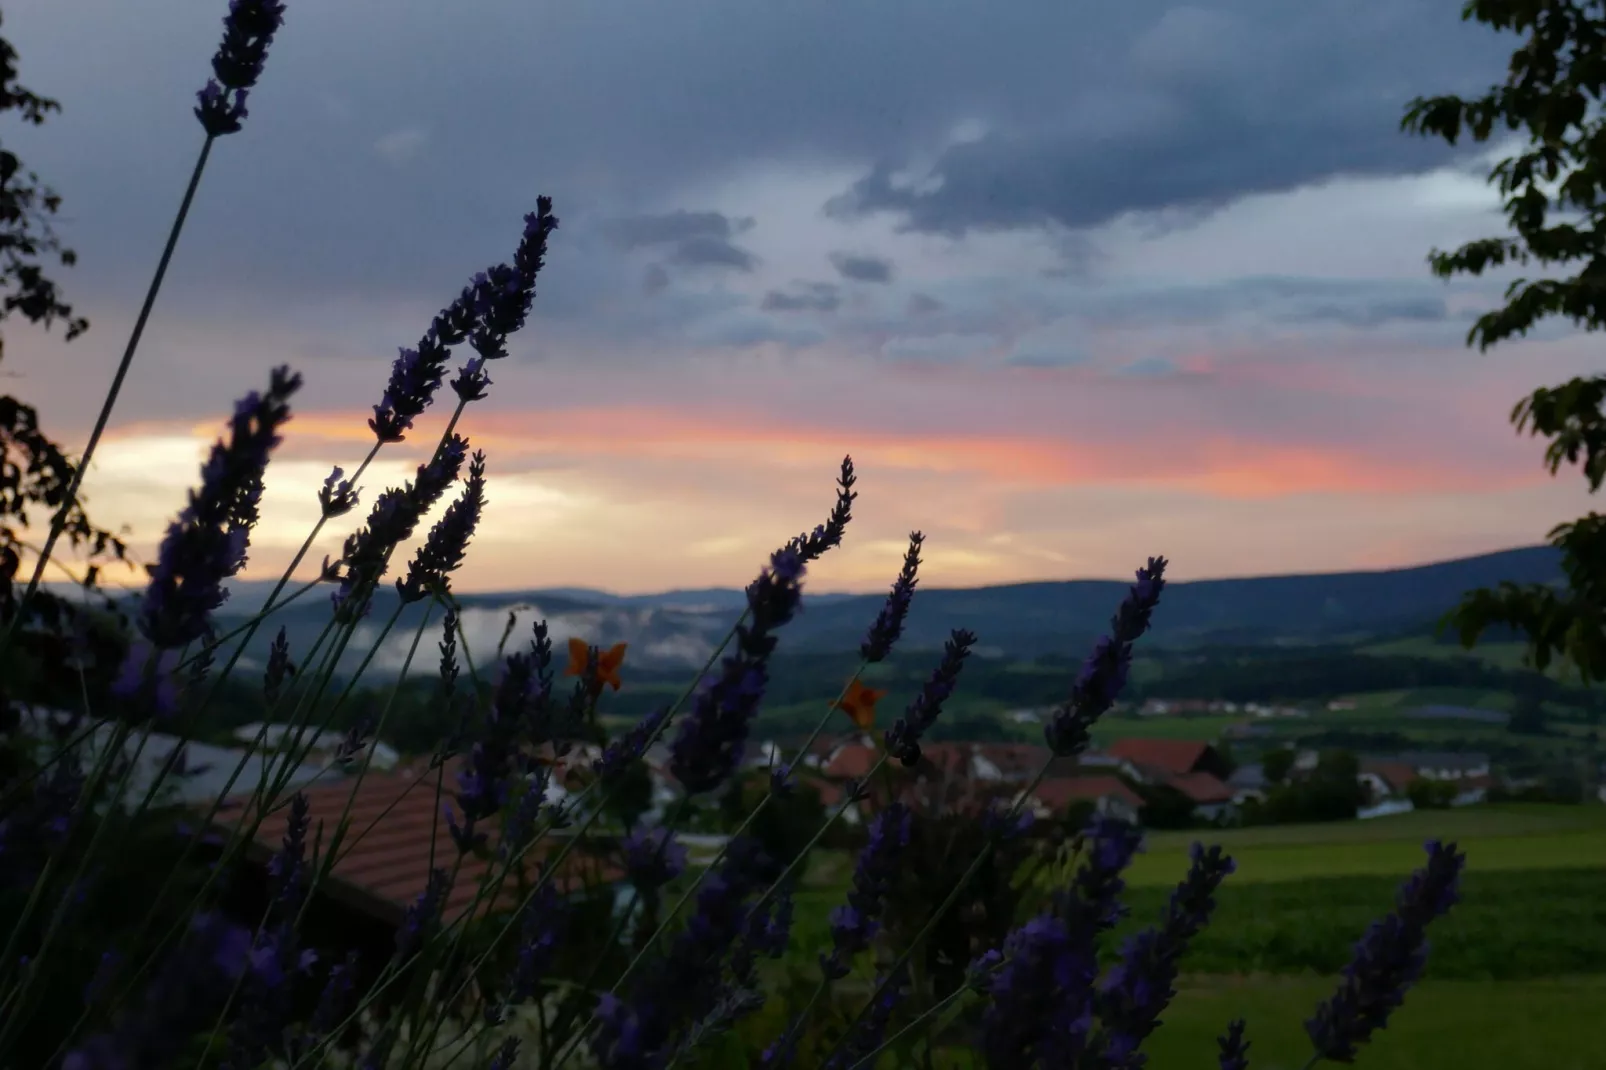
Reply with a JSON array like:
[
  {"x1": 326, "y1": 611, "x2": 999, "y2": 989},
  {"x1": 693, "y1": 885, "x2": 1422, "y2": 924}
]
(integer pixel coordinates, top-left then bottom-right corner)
[{"x1": 3, "y1": 0, "x2": 1578, "y2": 595}]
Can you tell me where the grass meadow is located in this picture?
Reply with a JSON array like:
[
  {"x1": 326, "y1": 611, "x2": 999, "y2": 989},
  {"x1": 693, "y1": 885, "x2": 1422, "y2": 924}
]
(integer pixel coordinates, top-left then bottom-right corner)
[{"x1": 782, "y1": 804, "x2": 1606, "y2": 1068}]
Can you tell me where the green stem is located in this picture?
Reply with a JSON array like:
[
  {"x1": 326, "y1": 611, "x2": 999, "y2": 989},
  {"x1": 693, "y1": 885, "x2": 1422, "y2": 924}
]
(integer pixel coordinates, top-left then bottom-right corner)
[{"x1": 2, "y1": 134, "x2": 217, "y2": 655}]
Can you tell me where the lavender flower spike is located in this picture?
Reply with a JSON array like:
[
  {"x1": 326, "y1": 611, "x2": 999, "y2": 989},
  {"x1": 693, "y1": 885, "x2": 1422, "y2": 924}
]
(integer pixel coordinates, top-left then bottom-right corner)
[
  {"x1": 136, "y1": 366, "x2": 300, "y2": 651},
  {"x1": 883, "y1": 629, "x2": 977, "y2": 767},
  {"x1": 397, "y1": 449, "x2": 487, "y2": 603},
  {"x1": 1305, "y1": 840, "x2": 1466, "y2": 1064},
  {"x1": 822, "y1": 803, "x2": 911, "y2": 980},
  {"x1": 1094, "y1": 842, "x2": 1237, "y2": 1068},
  {"x1": 670, "y1": 548, "x2": 805, "y2": 795},
  {"x1": 1045, "y1": 555, "x2": 1167, "y2": 758},
  {"x1": 783, "y1": 455, "x2": 857, "y2": 563},
  {"x1": 860, "y1": 531, "x2": 923, "y2": 663},
  {"x1": 195, "y1": 1, "x2": 287, "y2": 137},
  {"x1": 1218, "y1": 1019, "x2": 1251, "y2": 1070},
  {"x1": 980, "y1": 816, "x2": 1145, "y2": 1067}
]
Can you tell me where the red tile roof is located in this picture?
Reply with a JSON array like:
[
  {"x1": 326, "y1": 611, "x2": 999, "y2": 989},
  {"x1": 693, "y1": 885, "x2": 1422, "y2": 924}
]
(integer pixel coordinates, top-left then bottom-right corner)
[
  {"x1": 217, "y1": 765, "x2": 622, "y2": 928},
  {"x1": 821, "y1": 743, "x2": 879, "y2": 780},
  {"x1": 1360, "y1": 760, "x2": 1419, "y2": 793},
  {"x1": 971, "y1": 742, "x2": 1052, "y2": 778},
  {"x1": 1105, "y1": 739, "x2": 1212, "y2": 776},
  {"x1": 1028, "y1": 776, "x2": 1144, "y2": 812},
  {"x1": 1167, "y1": 771, "x2": 1235, "y2": 805}
]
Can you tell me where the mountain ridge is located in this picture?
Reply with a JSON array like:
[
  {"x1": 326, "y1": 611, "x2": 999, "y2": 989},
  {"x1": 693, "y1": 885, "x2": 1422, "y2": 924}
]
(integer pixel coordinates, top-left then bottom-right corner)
[{"x1": 82, "y1": 545, "x2": 1562, "y2": 677}]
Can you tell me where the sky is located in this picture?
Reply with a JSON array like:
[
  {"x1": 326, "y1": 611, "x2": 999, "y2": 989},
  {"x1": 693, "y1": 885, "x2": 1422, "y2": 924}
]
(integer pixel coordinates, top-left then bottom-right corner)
[{"x1": 4, "y1": 0, "x2": 1599, "y2": 596}]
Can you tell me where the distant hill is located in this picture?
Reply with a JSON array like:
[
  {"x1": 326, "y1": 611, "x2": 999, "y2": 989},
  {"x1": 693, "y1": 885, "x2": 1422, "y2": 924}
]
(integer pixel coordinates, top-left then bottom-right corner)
[{"x1": 99, "y1": 545, "x2": 1563, "y2": 678}]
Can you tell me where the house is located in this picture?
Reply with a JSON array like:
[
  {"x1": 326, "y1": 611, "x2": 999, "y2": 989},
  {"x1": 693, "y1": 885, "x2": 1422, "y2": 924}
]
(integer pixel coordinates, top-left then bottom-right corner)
[
  {"x1": 1019, "y1": 777, "x2": 1143, "y2": 825},
  {"x1": 231, "y1": 722, "x2": 400, "y2": 771},
  {"x1": 1405, "y1": 706, "x2": 1510, "y2": 727},
  {"x1": 1103, "y1": 739, "x2": 1232, "y2": 783},
  {"x1": 15, "y1": 708, "x2": 338, "y2": 807},
  {"x1": 1451, "y1": 774, "x2": 1496, "y2": 807},
  {"x1": 1225, "y1": 763, "x2": 1268, "y2": 804},
  {"x1": 1358, "y1": 760, "x2": 1419, "y2": 803},
  {"x1": 1395, "y1": 752, "x2": 1491, "y2": 781},
  {"x1": 215, "y1": 763, "x2": 625, "y2": 931},
  {"x1": 1167, "y1": 772, "x2": 1238, "y2": 822}
]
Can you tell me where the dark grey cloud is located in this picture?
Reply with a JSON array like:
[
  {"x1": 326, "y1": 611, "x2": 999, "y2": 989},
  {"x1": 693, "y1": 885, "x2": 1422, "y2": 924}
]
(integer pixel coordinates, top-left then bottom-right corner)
[
  {"x1": 830, "y1": 252, "x2": 893, "y2": 284},
  {"x1": 605, "y1": 210, "x2": 755, "y2": 250},
  {"x1": 761, "y1": 282, "x2": 840, "y2": 313},
  {"x1": 606, "y1": 210, "x2": 758, "y2": 273},
  {"x1": 826, "y1": 3, "x2": 1512, "y2": 237},
  {"x1": 642, "y1": 263, "x2": 670, "y2": 295},
  {"x1": 1, "y1": 0, "x2": 1515, "y2": 381},
  {"x1": 666, "y1": 235, "x2": 758, "y2": 272},
  {"x1": 1280, "y1": 296, "x2": 1447, "y2": 329},
  {"x1": 906, "y1": 293, "x2": 945, "y2": 316},
  {"x1": 1078, "y1": 277, "x2": 1455, "y2": 331}
]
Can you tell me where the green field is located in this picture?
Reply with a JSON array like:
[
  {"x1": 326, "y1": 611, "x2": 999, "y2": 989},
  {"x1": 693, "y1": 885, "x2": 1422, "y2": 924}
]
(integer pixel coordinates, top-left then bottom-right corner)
[
  {"x1": 1142, "y1": 975, "x2": 1606, "y2": 1070},
  {"x1": 779, "y1": 805, "x2": 1606, "y2": 1068},
  {"x1": 1126, "y1": 803, "x2": 1606, "y2": 885}
]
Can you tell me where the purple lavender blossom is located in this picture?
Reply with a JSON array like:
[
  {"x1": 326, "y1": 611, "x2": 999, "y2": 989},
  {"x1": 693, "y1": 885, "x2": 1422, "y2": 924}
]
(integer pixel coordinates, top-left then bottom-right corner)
[
  {"x1": 368, "y1": 290, "x2": 480, "y2": 444},
  {"x1": 135, "y1": 366, "x2": 300, "y2": 650},
  {"x1": 263, "y1": 625, "x2": 294, "y2": 704},
  {"x1": 1045, "y1": 556, "x2": 1167, "y2": 758},
  {"x1": 594, "y1": 705, "x2": 669, "y2": 785},
  {"x1": 883, "y1": 628, "x2": 977, "y2": 767},
  {"x1": 979, "y1": 816, "x2": 1147, "y2": 1067},
  {"x1": 1062, "y1": 816, "x2": 1146, "y2": 932},
  {"x1": 451, "y1": 355, "x2": 493, "y2": 402},
  {"x1": 370, "y1": 202, "x2": 557, "y2": 441},
  {"x1": 1305, "y1": 840, "x2": 1466, "y2": 1064},
  {"x1": 1093, "y1": 842, "x2": 1236, "y2": 1068},
  {"x1": 623, "y1": 825, "x2": 689, "y2": 891},
  {"x1": 448, "y1": 642, "x2": 543, "y2": 853},
  {"x1": 591, "y1": 836, "x2": 780, "y2": 1069},
  {"x1": 332, "y1": 713, "x2": 375, "y2": 767},
  {"x1": 63, "y1": 911, "x2": 253, "y2": 1070},
  {"x1": 223, "y1": 795, "x2": 318, "y2": 1069},
  {"x1": 0, "y1": 739, "x2": 84, "y2": 890},
  {"x1": 984, "y1": 801, "x2": 1036, "y2": 842},
  {"x1": 394, "y1": 867, "x2": 452, "y2": 963},
  {"x1": 821, "y1": 803, "x2": 911, "y2": 980},
  {"x1": 499, "y1": 768, "x2": 550, "y2": 864},
  {"x1": 329, "y1": 435, "x2": 469, "y2": 619},
  {"x1": 860, "y1": 531, "x2": 923, "y2": 662},
  {"x1": 397, "y1": 449, "x2": 487, "y2": 603},
  {"x1": 318, "y1": 465, "x2": 360, "y2": 518},
  {"x1": 1218, "y1": 1019, "x2": 1251, "y2": 1070},
  {"x1": 194, "y1": 0, "x2": 286, "y2": 137},
  {"x1": 110, "y1": 642, "x2": 183, "y2": 722},
  {"x1": 502, "y1": 882, "x2": 567, "y2": 1009},
  {"x1": 781, "y1": 456, "x2": 856, "y2": 563},
  {"x1": 286, "y1": 952, "x2": 359, "y2": 1063},
  {"x1": 465, "y1": 200, "x2": 559, "y2": 361},
  {"x1": 670, "y1": 548, "x2": 805, "y2": 795}
]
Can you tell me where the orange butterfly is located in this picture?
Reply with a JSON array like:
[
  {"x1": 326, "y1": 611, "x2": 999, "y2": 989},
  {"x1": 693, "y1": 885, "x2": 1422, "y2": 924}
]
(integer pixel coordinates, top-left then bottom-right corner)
[
  {"x1": 565, "y1": 638, "x2": 628, "y2": 691},
  {"x1": 833, "y1": 678, "x2": 888, "y2": 731}
]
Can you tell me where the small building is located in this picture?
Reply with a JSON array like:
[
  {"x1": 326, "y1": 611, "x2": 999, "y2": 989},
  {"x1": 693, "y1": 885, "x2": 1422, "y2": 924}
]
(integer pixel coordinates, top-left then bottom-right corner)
[
  {"x1": 1167, "y1": 772, "x2": 1238, "y2": 823},
  {"x1": 1358, "y1": 760, "x2": 1419, "y2": 803},
  {"x1": 1226, "y1": 763, "x2": 1267, "y2": 804},
  {"x1": 1103, "y1": 739, "x2": 1233, "y2": 783},
  {"x1": 1395, "y1": 752, "x2": 1492, "y2": 781},
  {"x1": 1019, "y1": 776, "x2": 1144, "y2": 825}
]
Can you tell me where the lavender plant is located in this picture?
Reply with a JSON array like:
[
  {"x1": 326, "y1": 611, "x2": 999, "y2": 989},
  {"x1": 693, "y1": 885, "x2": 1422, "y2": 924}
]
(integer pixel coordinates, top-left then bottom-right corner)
[{"x1": 0, "y1": 4, "x2": 1479, "y2": 1070}]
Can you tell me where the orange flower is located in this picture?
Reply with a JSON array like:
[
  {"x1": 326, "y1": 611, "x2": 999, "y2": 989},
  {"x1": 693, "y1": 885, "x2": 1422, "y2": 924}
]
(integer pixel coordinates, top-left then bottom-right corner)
[
  {"x1": 565, "y1": 637, "x2": 628, "y2": 691},
  {"x1": 833, "y1": 679, "x2": 888, "y2": 731}
]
